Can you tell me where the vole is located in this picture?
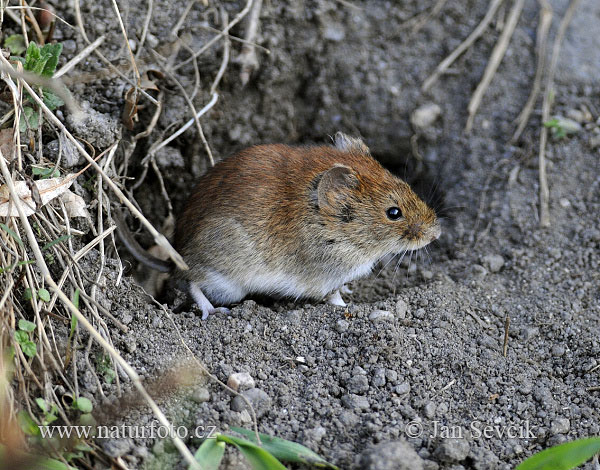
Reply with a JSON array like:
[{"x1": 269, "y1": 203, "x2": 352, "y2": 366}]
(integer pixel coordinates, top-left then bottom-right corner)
[{"x1": 118, "y1": 133, "x2": 441, "y2": 319}]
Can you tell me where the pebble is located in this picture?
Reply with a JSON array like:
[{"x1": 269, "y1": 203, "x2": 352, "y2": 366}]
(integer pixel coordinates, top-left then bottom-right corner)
[
  {"x1": 191, "y1": 387, "x2": 210, "y2": 403},
  {"x1": 433, "y1": 438, "x2": 470, "y2": 462},
  {"x1": 395, "y1": 299, "x2": 408, "y2": 318},
  {"x1": 361, "y1": 440, "x2": 424, "y2": 470},
  {"x1": 369, "y1": 310, "x2": 394, "y2": 322},
  {"x1": 372, "y1": 368, "x2": 386, "y2": 387},
  {"x1": 227, "y1": 372, "x2": 255, "y2": 392},
  {"x1": 102, "y1": 437, "x2": 134, "y2": 458},
  {"x1": 336, "y1": 319, "x2": 350, "y2": 332},
  {"x1": 231, "y1": 388, "x2": 272, "y2": 418},
  {"x1": 482, "y1": 254, "x2": 505, "y2": 273},
  {"x1": 411, "y1": 103, "x2": 441, "y2": 131},
  {"x1": 341, "y1": 393, "x2": 370, "y2": 410},
  {"x1": 551, "y1": 418, "x2": 570, "y2": 435},
  {"x1": 470, "y1": 264, "x2": 488, "y2": 278},
  {"x1": 424, "y1": 402, "x2": 436, "y2": 419},
  {"x1": 347, "y1": 374, "x2": 369, "y2": 394},
  {"x1": 395, "y1": 382, "x2": 411, "y2": 395}
]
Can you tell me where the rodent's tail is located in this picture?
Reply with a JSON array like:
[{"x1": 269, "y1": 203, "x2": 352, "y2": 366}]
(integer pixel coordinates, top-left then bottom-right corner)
[{"x1": 113, "y1": 208, "x2": 174, "y2": 273}]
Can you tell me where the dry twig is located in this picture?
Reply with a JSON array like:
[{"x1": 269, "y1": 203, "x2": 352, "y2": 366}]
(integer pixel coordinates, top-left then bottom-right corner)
[
  {"x1": 538, "y1": 0, "x2": 580, "y2": 227},
  {"x1": 465, "y1": 0, "x2": 525, "y2": 133}
]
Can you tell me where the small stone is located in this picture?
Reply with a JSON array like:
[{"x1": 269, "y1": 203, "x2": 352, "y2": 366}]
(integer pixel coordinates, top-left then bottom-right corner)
[
  {"x1": 411, "y1": 103, "x2": 441, "y2": 131},
  {"x1": 361, "y1": 440, "x2": 424, "y2": 470},
  {"x1": 482, "y1": 254, "x2": 504, "y2": 273},
  {"x1": 231, "y1": 388, "x2": 271, "y2": 418},
  {"x1": 470, "y1": 264, "x2": 488, "y2": 278},
  {"x1": 339, "y1": 410, "x2": 360, "y2": 426},
  {"x1": 551, "y1": 418, "x2": 570, "y2": 435},
  {"x1": 395, "y1": 299, "x2": 408, "y2": 318},
  {"x1": 310, "y1": 426, "x2": 327, "y2": 442},
  {"x1": 347, "y1": 374, "x2": 369, "y2": 394},
  {"x1": 102, "y1": 437, "x2": 134, "y2": 458},
  {"x1": 414, "y1": 308, "x2": 426, "y2": 319},
  {"x1": 420, "y1": 269, "x2": 434, "y2": 280},
  {"x1": 227, "y1": 372, "x2": 255, "y2": 392},
  {"x1": 341, "y1": 393, "x2": 370, "y2": 410},
  {"x1": 372, "y1": 368, "x2": 386, "y2": 387},
  {"x1": 336, "y1": 319, "x2": 350, "y2": 332},
  {"x1": 519, "y1": 327, "x2": 539, "y2": 341},
  {"x1": 369, "y1": 310, "x2": 394, "y2": 322},
  {"x1": 559, "y1": 198, "x2": 571, "y2": 208},
  {"x1": 191, "y1": 387, "x2": 210, "y2": 403},
  {"x1": 433, "y1": 438, "x2": 470, "y2": 462},
  {"x1": 395, "y1": 382, "x2": 411, "y2": 395},
  {"x1": 424, "y1": 402, "x2": 436, "y2": 419},
  {"x1": 551, "y1": 345, "x2": 565, "y2": 357}
]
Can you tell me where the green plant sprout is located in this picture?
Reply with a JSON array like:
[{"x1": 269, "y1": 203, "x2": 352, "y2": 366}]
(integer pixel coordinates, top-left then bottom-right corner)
[
  {"x1": 516, "y1": 437, "x2": 600, "y2": 470},
  {"x1": 15, "y1": 318, "x2": 37, "y2": 358},
  {"x1": 10, "y1": 41, "x2": 64, "y2": 132},
  {"x1": 192, "y1": 427, "x2": 338, "y2": 470},
  {"x1": 543, "y1": 116, "x2": 582, "y2": 140}
]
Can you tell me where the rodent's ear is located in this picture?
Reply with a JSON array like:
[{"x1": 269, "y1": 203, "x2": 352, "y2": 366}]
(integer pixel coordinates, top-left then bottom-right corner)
[
  {"x1": 317, "y1": 164, "x2": 360, "y2": 208},
  {"x1": 334, "y1": 132, "x2": 370, "y2": 155}
]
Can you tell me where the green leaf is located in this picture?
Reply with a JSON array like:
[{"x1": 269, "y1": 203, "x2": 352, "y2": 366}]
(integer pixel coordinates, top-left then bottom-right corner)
[
  {"x1": 217, "y1": 434, "x2": 287, "y2": 470},
  {"x1": 43, "y1": 90, "x2": 64, "y2": 110},
  {"x1": 4, "y1": 34, "x2": 26, "y2": 55},
  {"x1": 17, "y1": 410, "x2": 40, "y2": 436},
  {"x1": 36, "y1": 397, "x2": 48, "y2": 413},
  {"x1": 38, "y1": 288, "x2": 51, "y2": 302},
  {"x1": 516, "y1": 437, "x2": 600, "y2": 470},
  {"x1": 74, "y1": 396, "x2": 93, "y2": 413},
  {"x1": 79, "y1": 413, "x2": 96, "y2": 427},
  {"x1": 42, "y1": 234, "x2": 70, "y2": 251},
  {"x1": 24, "y1": 287, "x2": 34, "y2": 301},
  {"x1": 23, "y1": 42, "x2": 41, "y2": 72},
  {"x1": 21, "y1": 340, "x2": 37, "y2": 358},
  {"x1": 72, "y1": 288, "x2": 80, "y2": 310},
  {"x1": 14, "y1": 330, "x2": 29, "y2": 344},
  {"x1": 39, "y1": 43, "x2": 63, "y2": 77},
  {"x1": 192, "y1": 439, "x2": 226, "y2": 470},
  {"x1": 231, "y1": 427, "x2": 338, "y2": 469},
  {"x1": 32, "y1": 165, "x2": 59, "y2": 179},
  {"x1": 19, "y1": 106, "x2": 40, "y2": 132},
  {"x1": 0, "y1": 222, "x2": 24, "y2": 246},
  {"x1": 19, "y1": 318, "x2": 37, "y2": 332}
]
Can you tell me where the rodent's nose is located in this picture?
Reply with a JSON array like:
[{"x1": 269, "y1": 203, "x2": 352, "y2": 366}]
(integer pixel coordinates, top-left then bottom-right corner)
[{"x1": 404, "y1": 222, "x2": 424, "y2": 240}]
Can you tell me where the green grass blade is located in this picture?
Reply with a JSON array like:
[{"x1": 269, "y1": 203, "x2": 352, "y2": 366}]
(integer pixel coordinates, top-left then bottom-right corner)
[
  {"x1": 42, "y1": 234, "x2": 70, "y2": 251},
  {"x1": 191, "y1": 438, "x2": 226, "y2": 470},
  {"x1": 516, "y1": 437, "x2": 600, "y2": 470},
  {"x1": 0, "y1": 223, "x2": 24, "y2": 246},
  {"x1": 231, "y1": 427, "x2": 338, "y2": 469},
  {"x1": 217, "y1": 434, "x2": 287, "y2": 470}
]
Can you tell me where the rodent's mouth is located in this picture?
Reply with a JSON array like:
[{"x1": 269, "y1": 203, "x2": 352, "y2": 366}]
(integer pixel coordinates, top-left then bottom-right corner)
[{"x1": 402, "y1": 223, "x2": 441, "y2": 251}]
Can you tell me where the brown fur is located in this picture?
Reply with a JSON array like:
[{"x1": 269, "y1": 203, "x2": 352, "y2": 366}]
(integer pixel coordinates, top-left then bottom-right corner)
[{"x1": 174, "y1": 135, "x2": 440, "y2": 306}]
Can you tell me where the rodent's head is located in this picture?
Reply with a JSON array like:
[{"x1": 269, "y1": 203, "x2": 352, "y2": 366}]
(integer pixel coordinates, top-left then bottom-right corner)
[{"x1": 313, "y1": 133, "x2": 441, "y2": 261}]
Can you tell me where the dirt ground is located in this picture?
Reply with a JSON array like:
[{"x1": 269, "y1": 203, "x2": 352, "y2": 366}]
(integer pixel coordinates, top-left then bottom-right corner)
[{"x1": 4, "y1": 0, "x2": 600, "y2": 468}]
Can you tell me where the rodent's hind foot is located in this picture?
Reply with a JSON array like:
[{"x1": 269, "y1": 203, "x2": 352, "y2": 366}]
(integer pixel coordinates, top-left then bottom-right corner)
[
  {"x1": 327, "y1": 289, "x2": 347, "y2": 307},
  {"x1": 189, "y1": 282, "x2": 228, "y2": 320}
]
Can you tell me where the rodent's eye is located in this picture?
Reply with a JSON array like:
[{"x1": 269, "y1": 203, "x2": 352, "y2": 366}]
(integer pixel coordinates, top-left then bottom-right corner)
[{"x1": 386, "y1": 207, "x2": 402, "y2": 220}]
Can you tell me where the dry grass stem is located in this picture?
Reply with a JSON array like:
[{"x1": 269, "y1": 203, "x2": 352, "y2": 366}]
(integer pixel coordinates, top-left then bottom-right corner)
[
  {"x1": 0, "y1": 51, "x2": 187, "y2": 269},
  {"x1": 538, "y1": 0, "x2": 581, "y2": 227},
  {"x1": 54, "y1": 35, "x2": 106, "y2": 78},
  {"x1": 465, "y1": 0, "x2": 525, "y2": 133},
  {"x1": 422, "y1": 0, "x2": 505, "y2": 91},
  {"x1": 172, "y1": 0, "x2": 254, "y2": 71},
  {"x1": 511, "y1": 0, "x2": 552, "y2": 142},
  {"x1": 236, "y1": 0, "x2": 262, "y2": 86},
  {"x1": 0, "y1": 148, "x2": 201, "y2": 470}
]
